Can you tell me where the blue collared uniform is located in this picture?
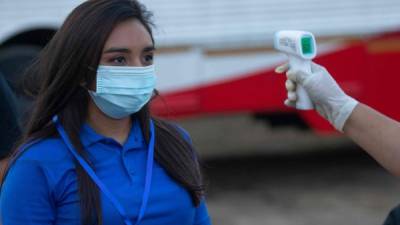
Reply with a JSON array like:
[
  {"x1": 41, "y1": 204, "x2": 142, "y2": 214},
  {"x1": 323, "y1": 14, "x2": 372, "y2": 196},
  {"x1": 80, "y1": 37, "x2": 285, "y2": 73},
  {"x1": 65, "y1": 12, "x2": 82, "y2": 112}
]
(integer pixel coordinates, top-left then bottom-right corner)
[{"x1": 0, "y1": 120, "x2": 211, "y2": 225}]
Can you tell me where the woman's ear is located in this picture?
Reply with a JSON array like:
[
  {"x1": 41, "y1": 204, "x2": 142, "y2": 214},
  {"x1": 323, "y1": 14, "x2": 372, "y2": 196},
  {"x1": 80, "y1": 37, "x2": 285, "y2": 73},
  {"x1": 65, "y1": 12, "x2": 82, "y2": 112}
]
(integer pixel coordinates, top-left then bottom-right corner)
[
  {"x1": 82, "y1": 79, "x2": 97, "y2": 92},
  {"x1": 80, "y1": 81, "x2": 88, "y2": 87}
]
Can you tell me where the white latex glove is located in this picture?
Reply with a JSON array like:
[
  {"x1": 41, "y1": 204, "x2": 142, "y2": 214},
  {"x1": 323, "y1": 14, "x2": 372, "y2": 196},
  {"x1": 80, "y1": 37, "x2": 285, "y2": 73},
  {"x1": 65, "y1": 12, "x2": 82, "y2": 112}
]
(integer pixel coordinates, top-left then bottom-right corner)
[{"x1": 275, "y1": 62, "x2": 359, "y2": 132}]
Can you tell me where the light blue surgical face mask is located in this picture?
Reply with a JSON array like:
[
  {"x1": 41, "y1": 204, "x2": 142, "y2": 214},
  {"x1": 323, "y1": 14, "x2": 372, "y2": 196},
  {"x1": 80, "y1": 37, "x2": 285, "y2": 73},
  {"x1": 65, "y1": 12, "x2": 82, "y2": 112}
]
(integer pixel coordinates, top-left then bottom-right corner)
[{"x1": 88, "y1": 65, "x2": 156, "y2": 119}]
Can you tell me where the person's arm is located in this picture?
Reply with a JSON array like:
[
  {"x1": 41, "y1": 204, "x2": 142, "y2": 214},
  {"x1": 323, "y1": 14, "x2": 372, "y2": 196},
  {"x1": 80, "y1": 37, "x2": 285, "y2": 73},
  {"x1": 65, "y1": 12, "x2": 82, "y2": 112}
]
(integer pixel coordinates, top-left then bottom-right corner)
[
  {"x1": 276, "y1": 63, "x2": 400, "y2": 176},
  {"x1": 344, "y1": 103, "x2": 400, "y2": 176}
]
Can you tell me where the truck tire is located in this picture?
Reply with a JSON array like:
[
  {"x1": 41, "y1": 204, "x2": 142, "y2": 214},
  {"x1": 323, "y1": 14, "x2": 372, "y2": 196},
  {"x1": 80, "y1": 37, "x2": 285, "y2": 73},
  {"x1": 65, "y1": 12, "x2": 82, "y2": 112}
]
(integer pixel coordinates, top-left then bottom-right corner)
[
  {"x1": 0, "y1": 45, "x2": 42, "y2": 121},
  {"x1": 0, "y1": 72, "x2": 21, "y2": 158}
]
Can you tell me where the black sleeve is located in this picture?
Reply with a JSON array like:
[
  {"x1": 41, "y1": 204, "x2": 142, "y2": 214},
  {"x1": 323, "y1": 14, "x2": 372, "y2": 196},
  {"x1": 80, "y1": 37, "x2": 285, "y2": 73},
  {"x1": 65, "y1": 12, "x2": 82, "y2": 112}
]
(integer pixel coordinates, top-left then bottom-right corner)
[
  {"x1": 383, "y1": 204, "x2": 400, "y2": 225},
  {"x1": 0, "y1": 74, "x2": 21, "y2": 158}
]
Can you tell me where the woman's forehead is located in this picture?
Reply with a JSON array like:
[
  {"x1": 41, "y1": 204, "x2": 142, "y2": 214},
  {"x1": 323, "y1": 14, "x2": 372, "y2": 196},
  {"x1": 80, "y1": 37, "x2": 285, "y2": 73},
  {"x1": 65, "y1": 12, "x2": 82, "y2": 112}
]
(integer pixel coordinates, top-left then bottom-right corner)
[{"x1": 103, "y1": 19, "x2": 153, "y2": 52}]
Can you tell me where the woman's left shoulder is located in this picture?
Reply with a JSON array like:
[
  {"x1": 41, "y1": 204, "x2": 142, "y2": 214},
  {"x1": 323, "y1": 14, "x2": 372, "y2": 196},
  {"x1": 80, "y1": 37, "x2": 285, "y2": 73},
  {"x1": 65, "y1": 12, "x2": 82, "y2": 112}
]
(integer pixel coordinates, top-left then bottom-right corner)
[{"x1": 166, "y1": 121, "x2": 192, "y2": 144}]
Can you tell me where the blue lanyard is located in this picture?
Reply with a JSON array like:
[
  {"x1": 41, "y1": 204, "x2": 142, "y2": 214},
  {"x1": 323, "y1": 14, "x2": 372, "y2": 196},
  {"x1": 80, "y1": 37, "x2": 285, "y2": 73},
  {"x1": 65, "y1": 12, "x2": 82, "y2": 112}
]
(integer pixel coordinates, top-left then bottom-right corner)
[{"x1": 52, "y1": 116, "x2": 155, "y2": 225}]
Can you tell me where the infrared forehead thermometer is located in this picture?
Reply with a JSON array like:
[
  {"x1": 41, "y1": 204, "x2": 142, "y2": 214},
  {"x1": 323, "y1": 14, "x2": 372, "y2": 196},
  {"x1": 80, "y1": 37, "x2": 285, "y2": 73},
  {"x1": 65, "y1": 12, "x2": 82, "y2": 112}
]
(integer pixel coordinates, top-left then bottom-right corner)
[{"x1": 274, "y1": 30, "x2": 317, "y2": 110}]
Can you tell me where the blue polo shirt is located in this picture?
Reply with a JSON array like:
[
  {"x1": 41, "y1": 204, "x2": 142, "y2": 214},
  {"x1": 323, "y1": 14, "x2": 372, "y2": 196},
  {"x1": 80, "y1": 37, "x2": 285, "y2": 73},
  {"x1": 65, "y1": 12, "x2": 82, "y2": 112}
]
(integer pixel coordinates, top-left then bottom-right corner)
[{"x1": 0, "y1": 120, "x2": 211, "y2": 225}]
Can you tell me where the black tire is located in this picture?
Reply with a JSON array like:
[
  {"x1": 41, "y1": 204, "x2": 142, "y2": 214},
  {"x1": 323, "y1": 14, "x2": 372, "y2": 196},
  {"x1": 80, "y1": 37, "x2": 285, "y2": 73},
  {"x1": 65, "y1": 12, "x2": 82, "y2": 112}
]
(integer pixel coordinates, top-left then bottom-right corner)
[
  {"x1": 0, "y1": 72, "x2": 21, "y2": 158},
  {"x1": 0, "y1": 45, "x2": 41, "y2": 158},
  {"x1": 0, "y1": 45, "x2": 42, "y2": 121}
]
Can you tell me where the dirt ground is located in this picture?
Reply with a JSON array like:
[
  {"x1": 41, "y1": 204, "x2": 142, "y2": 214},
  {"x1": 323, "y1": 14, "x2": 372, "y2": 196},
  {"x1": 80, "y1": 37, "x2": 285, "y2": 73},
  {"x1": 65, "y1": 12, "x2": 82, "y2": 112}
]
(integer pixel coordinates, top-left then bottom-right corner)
[
  {"x1": 203, "y1": 149, "x2": 400, "y2": 225},
  {"x1": 177, "y1": 115, "x2": 400, "y2": 225}
]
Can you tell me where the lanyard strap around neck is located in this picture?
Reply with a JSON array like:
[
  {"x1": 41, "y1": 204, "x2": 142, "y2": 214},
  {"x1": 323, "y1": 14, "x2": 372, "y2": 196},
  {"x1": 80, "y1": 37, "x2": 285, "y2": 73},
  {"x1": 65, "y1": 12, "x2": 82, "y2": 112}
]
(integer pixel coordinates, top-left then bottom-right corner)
[{"x1": 52, "y1": 116, "x2": 155, "y2": 225}]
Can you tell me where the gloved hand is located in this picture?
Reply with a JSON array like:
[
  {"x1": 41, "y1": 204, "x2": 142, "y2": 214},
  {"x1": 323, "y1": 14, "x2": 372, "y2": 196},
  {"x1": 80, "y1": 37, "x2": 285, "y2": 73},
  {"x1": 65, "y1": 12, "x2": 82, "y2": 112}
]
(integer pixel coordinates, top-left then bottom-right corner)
[{"x1": 275, "y1": 62, "x2": 359, "y2": 132}]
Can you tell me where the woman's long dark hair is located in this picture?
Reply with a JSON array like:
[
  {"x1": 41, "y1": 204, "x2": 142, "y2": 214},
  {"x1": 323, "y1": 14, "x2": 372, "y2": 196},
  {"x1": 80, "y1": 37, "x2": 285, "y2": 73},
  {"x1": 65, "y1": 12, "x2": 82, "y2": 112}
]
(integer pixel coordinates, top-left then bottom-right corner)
[{"x1": 1, "y1": 0, "x2": 205, "y2": 224}]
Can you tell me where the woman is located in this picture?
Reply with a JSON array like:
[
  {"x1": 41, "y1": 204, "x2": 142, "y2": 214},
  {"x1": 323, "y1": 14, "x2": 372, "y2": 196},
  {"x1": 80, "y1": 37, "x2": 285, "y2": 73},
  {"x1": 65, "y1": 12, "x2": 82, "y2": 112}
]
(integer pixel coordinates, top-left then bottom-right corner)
[{"x1": 0, "y1": 0, "x2": 210, "y2": 225}]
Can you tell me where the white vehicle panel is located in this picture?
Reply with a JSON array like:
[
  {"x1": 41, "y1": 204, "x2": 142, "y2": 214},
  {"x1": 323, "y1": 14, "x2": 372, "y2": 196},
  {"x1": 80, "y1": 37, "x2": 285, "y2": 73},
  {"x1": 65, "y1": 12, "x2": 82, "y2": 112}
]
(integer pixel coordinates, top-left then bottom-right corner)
[{"x1": 1, "y1": 0, "x2": 400, "y2": 48}]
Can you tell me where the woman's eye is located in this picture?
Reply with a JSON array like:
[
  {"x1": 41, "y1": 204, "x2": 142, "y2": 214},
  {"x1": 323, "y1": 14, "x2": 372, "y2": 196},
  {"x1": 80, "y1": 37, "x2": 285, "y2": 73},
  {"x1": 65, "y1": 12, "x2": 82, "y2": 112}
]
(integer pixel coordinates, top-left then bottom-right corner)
[
  {"x1": 144, "y1": 54, "x2": 154, "y2": 63},
  {"x1": 111, "y1": 56, "x2": 126, "y2": 65}
]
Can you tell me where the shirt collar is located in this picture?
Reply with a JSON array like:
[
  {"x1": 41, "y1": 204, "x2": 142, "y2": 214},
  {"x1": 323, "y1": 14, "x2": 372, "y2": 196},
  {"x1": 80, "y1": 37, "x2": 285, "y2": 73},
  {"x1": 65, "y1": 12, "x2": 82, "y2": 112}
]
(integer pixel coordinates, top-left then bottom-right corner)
[{"x1": 80, "y1": 117, "x2": 145, "y2": 150}]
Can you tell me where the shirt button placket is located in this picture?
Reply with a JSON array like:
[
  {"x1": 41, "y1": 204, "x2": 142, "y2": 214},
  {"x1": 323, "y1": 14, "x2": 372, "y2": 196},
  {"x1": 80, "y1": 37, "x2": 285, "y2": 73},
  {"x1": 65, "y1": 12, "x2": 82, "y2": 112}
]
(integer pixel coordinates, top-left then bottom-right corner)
[{"x1": 121, "y1": 148, "x2": 135, "y2": 184}]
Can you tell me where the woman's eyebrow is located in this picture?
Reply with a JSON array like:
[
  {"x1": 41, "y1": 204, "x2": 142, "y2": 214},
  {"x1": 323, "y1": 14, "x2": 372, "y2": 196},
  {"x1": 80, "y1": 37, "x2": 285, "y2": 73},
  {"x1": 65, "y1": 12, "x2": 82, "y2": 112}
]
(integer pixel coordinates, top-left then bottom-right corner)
[
  {"x1": 143, "y1": 46, "x2": 156, "y2": 52},
  {"x1": 103, "y1": 46, "x2": 155, "y2": 54},
  {"x1": 103, "y1": 47, "x2": 131, "y2": 54}
]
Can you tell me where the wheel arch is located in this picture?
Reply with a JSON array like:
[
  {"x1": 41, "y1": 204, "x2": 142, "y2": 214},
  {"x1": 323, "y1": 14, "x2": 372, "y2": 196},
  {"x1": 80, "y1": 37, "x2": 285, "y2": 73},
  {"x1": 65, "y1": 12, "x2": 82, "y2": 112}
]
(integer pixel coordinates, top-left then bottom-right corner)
[{"x1": 0, "y1": 26, "x2": 57, "y2": 49}]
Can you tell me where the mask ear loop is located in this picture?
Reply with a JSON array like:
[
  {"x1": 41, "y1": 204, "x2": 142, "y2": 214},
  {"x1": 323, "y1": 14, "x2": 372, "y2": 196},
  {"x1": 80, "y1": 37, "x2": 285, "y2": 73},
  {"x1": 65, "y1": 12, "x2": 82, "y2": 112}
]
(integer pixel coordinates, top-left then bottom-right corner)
[
  {"x1": 87, "y1": 66, "x2": 97, "y2": 72},
  {"x1": 79, "y1": 81, "x2": 92, "y2": 93},
  {"x1": 80, "y1": 65, "x2": 98, "y2": 91}
]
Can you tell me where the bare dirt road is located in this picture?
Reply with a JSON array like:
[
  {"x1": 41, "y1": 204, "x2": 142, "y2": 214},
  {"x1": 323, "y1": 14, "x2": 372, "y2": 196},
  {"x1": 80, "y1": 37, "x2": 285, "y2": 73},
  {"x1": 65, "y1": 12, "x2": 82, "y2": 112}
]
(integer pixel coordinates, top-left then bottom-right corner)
[
  {"x1": 176, "y1": 115, "x2": 400, "y2": 225},
  {"x1": 204, "y1": 149, "x2": 400, "y2": 225}
]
